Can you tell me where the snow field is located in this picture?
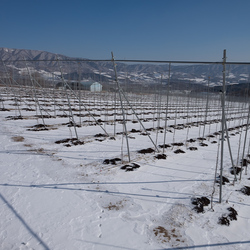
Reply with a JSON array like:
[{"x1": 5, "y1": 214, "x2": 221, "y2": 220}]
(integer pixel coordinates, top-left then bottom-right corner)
[{"x1": 0, "y1": 86, "x2": 250, "y2": 249}]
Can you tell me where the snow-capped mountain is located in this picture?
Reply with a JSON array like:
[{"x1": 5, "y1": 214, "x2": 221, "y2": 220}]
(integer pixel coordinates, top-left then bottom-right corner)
[{"x1": 0, "y1": 47, "x2": 249, "y2": 87}]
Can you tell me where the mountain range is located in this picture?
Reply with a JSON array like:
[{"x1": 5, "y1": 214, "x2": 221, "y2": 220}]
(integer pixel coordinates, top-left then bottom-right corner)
[{"x1": 0, "y1": 47, "x2": 249, "y2": 89}]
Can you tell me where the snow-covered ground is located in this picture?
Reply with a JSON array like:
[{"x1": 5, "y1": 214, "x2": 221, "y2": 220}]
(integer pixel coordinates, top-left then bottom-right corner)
[{"x1": 1, "y1": 86, "x2": 250, "y2": 249}]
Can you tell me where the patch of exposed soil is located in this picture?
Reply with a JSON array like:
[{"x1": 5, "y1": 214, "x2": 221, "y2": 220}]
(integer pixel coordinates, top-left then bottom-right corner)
[
  {"x1": 153, "y1": 226, "x2": 172, "y2": 242},
  {"x1": 153, "y1": 204, "x2": 192, "y2": 246},
  {"x1": 28, "y1": 148, "x2": 46, "y2": 154},
  {"x1": 11, "y1": 136, "x2": 24, "y2": 142},
  {"x1": 104, "y1": 200, "x2": 125, "y2": 211}
]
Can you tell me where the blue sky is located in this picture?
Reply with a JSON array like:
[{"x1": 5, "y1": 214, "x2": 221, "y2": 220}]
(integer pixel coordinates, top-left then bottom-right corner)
[{"x1": 1, "y1": 0, "x2": 250, "y2": 61}]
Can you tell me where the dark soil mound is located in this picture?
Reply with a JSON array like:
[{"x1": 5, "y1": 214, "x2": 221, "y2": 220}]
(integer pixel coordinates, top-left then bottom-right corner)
[
  {"x1": 227, "y1": 207, "x2": 238, "y2": 221},
  {"x1": 94, "y1": 133, "x2": 108, "y2": 137},
  {"x1": 158, "y1": 144, "x2": 171, "y2": 148},
  {"x1": 55, "y1": 138, "x2": 76, "y2": 144},
  {"x1": 230, "y1": 167, "x2": 242, "y2": 175},
  {"x1": 207, "y1": 135, "x2": 215, "y2": 138},
  {"x1": 216, "y1": 175, "x2": 230, "y2": 185},
  {"x1": 34, "y1": 124, "x2": 46, "y2": 128},
  {"x1": 61, "y1": 121, "x2": 81, "y2": 127},
  {"x1": 174, "y1": 149, "x2": 185, "y2": 154},
  {"x1": 57, "y1": 114, "x2": 68, "y2": 118},
  {"x1": 71, "y1": 140, "x2": 84, "y2": 146},
  {"x1": 130, "y1": 129, "x2": 141, "y2": 133},
  {"x1": 213, "y1": 132, "x2": 220, "y2": 136},
  {"x1": 187, "y1": 139, "x2": 196, "y2": 143},
  {"x1": 191, "y1": 196, "x2": 210, "y2": 213},
  {"x1": 172, "y1": 142, "x2": 184, "y2": 146},
  {"x1": 103, "y1": 159, "x2": 110, "y2": 164},
  {"x1": 35, "y1": 115, "x2": 53, "y2": 119},
  {"x1": 138, "y1": 148, "x2": 155, "y2": 154},
  {"x1": 197, "y1": 137, "x2": 206, "y2": 141},
  {"x1": 218, "y1": 216, "x2": 230, "y2": 226},
  {"x1": 241, "y1": 159, "x2": 249, "y2": 166},
  {"x1": 27, "y1": 124, "x2": 49, "y2": 131},
  {"x1": 188, "y1": 147, "x2": 198, "y2": 151},
  {"x1": 218, "y1": 207, "x2": 238, "y2": 226},
  {"x1": 154, "y1": 154, "x2": 167, "y2": 160},
  {"x1": 239, "y1": 186, "x2": 250, "y2": 196},
  {"x1": 192, "y1": 197, "x2": 210, "y2": 207},
  {"x1": 55, "y1": 138, "x2": 84, "y2": 146},
  {"x1": 120, "y1": 163, "x2": 140, "y2": 172},
  {"x1": 103, "y1": 158, "x2": 122, "y2": 165},
  {"x1": 6, "y1": 115, "x2": 23, "y2": 120}
]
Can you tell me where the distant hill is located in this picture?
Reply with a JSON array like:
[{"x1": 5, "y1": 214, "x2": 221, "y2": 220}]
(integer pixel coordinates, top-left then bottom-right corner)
[
  {"x1": 0, "y1": 47, "x2": 250, "y2": 90},
  {"x1": 212, "y1": 82, "x2": 250, "y2": 97}
]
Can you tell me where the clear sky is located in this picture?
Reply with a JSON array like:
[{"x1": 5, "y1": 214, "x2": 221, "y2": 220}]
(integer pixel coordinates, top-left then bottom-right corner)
[{"x1": 1, "y1": 0, "x2": 250, "y2": 62}]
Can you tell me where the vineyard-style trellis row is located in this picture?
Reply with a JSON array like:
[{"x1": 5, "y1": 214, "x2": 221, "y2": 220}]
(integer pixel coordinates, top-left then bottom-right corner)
[{"x1": 1, "y1": 50, "x2": 250, "y2": 205}]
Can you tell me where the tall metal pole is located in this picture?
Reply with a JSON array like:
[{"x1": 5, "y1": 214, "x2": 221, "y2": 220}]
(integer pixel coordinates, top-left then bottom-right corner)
[
  {"x1": 59, "y1": 65, "x2": 79, "y2": 140},
  {"x1": 240, "y1": 104, "x2": 250, "y2": 180},
  {"x1": 202, "y1": 77, "x2": 210, "y2": 139},
  {"x1": 111, "y1": 52, "x2": 131, "y2": 162},
  {"x1": 163, "y1": 63, "x2": 171, "y2": 154},
  {"x1": 219, "y1": 49, "x2": 227, "y2": 203}
]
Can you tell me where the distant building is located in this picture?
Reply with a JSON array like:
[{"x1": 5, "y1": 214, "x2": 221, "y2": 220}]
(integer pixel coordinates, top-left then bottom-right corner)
[
  {"x1": 79, "y1": 80, "x2": 102, "y2": 92},
  {"x1": 56, "y1": 80, "x2": 102, "y2": 92}
]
